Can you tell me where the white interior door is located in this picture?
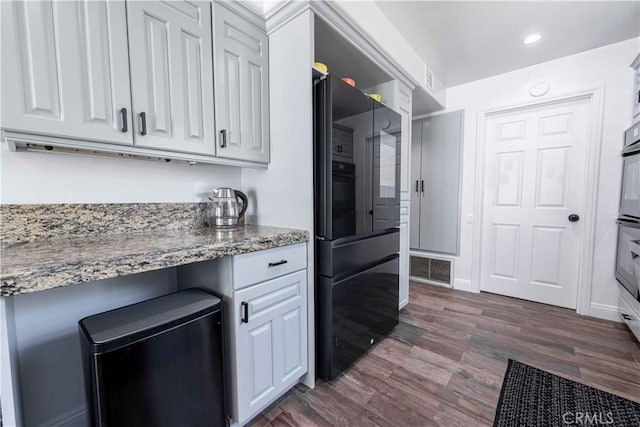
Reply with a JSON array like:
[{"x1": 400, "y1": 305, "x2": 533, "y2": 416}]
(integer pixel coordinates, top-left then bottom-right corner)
[{"x1": 480, "y1": 97, "x2": 590, "y2": 309}]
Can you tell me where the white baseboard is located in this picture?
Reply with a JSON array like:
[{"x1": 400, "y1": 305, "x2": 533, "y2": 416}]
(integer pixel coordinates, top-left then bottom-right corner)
[
  {"x1": 453, "y1": 278, "x2": 474, "y2": 293},
  {"x1": 39, "y1": 405, "x2": 88, "y2": 427},
  {"x1": 589, "y1": 303, "x2": 621, "y2": 322},
  {"x1": 410, "y1": 276, "x2": 452, "y2": 289}
]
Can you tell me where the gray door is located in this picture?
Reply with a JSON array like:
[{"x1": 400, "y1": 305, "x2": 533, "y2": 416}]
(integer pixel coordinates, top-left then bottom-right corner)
[
  {"x1": 418, "y1": 111, "x2": 464, "y2": 254},
  {"x1": 410, "y1": 120, "x2": 423, "y2": 249}
]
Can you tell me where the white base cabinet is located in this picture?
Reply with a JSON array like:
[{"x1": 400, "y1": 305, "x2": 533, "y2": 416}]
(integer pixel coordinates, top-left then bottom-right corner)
[
  {"x1": 234, "y1": 270, "x2": 307, "y2": 425},
  {"x1": 178, "y1": 243, "x2": 308, "y2": 427},
  {"x1": 619, "y1": 285, "x2": 640, "y2": 341}
]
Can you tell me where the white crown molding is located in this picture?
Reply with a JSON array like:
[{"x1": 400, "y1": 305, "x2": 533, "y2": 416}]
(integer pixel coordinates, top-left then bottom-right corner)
[{"x1": 217, "y1": 0, "x2": 267, "y2": 30}]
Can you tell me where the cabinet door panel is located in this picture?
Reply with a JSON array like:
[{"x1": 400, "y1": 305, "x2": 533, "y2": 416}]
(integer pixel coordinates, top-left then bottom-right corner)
[
  {"x1": 410, "y1": 120, "x2": 423, "y2": 249},
  {"x1": 223, "y1": 50, "x2": 242, "y2": 147},
  {"x1": 281, "y1": 307, "x2": 303, "y2": 382},
  {"x1": 246, "y1": 321, "x2": 275, "y2": 402},
  {"x1": 213, "y1": 3, "x2": 269, "y2": 163},
  {"x1": 127, "y1": 0, "x2": 215, "y2": 155},
  {"x1": 419, "y1": 111, "x2": 463, "y2": 254},
  {"x1": 12, "y1": 0, "x2": 61, "y2": 120},
  {"x1": 1, "y1": 0, "x2": 132, "y2": 144},
  {"x1": 234, "y1": 270, "x2": 307, "y2": 425}
]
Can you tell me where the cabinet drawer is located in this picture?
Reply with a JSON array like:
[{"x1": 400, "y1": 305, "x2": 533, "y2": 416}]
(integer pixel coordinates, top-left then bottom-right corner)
[
  {"x1": 619, "y1": 293, "x2": 640, "y2": 340},
  {"x1": 233, "y1": 243, "x2": 306, "y2": 289}
]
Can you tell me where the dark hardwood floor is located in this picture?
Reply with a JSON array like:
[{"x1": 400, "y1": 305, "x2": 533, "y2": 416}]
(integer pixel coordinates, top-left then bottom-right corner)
[{"x1": 249, "y1": 282, "x2": 640, "y2": 426}]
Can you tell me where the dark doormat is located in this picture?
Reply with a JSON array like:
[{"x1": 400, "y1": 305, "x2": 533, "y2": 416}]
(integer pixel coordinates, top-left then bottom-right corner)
[{"x1": 493, "y1": 359, "x2": 640, "y2": 427}]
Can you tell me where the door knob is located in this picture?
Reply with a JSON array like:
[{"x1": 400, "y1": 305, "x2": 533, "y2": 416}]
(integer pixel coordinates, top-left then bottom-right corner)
[{"x1": 568, "y1": 214, "x2": 580, "y2": 223}]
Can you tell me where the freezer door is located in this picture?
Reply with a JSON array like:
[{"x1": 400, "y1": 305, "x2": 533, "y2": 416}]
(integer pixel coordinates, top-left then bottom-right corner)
[{"x1": 316, "y1": 255, "x2": 399, "y2": 380}]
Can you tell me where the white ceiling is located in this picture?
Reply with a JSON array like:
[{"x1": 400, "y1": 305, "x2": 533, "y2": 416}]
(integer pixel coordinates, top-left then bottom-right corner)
[{"x1": 376, "y1": 1, "x2": 640, "y2": 87}]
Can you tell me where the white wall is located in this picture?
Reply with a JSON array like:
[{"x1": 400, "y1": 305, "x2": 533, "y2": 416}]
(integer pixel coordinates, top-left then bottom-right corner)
[
  {"x1": 441, "y1": 38, "x2": 639, "y2": 319},
  {"x1": 0, "y1": 143, "x2": 242, "y2": 204}
]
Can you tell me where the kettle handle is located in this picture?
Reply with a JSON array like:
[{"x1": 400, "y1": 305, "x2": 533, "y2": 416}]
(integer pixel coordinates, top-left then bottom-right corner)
[{"x1": 235, "y1": 190, "x2": 248, "y2": 219}]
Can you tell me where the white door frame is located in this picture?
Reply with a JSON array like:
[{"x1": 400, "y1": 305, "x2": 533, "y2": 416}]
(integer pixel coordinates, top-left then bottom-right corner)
[{"x1": 470, "y1": 87, "x2": 605, "y2": 316}]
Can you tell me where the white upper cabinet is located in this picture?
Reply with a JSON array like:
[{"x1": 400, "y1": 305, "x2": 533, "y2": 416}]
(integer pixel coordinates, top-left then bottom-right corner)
[
  {"x1": 212, "y1": 2, "x2": 270, "y2": 163},
  {"x1": 1, "y1": 0, "x2": 133, "y2": 144},
  {"x1": 127, "y1": 1, "x2": 215, "y2": 155}
]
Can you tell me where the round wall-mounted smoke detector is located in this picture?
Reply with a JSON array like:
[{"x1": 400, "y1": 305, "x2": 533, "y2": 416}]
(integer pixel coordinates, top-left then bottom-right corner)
[{"x1": 529, "y1": 81, "x2": 550, "y2": 97}]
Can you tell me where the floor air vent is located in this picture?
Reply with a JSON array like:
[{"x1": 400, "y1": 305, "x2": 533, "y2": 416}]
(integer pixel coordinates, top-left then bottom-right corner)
[{"x1": 410, "y1": 256, "x2": 452, "y2": 285}]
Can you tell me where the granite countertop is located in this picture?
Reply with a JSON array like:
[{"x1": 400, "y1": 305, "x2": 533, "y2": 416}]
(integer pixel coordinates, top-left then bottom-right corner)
[{"x1": 0, "y1": 225, "x2": 309, "y2": 297}]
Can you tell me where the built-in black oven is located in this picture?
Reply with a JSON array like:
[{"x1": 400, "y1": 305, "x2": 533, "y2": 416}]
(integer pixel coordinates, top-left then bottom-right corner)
[{"x1": 616, "y1": 123, "x2": 640, "y2": 301}]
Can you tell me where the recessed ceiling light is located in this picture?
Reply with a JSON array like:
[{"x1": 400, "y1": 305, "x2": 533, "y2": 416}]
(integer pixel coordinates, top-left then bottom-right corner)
[{"x1": 523, "y1": 33, "x2": 542, "y2": 45}]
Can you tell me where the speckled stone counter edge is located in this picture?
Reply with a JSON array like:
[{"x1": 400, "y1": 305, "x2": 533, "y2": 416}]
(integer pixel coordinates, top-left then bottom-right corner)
[
  {"x1": 1, "y1": 229, "x2": 309, "y2": 297},
  {"x1": 0, "y1": 203, "x2": 211, "y2": 246},
  {"x1": 0, "y1": 204, "x2": 308, "y2": 297}
]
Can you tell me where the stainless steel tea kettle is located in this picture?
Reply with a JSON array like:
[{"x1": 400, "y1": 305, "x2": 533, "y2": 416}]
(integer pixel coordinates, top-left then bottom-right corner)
[{"x1": 208, "y1": 188, "x2": 248, "y2": 228}]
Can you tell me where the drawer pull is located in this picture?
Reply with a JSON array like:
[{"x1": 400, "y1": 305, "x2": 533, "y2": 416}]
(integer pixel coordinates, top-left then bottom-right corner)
[
  {"x1": 268, "y1": 259, "x2": 288, "y2": 267},
  {"x1": 621, "y1": 313, "x2": 633, "y2": 321},
  {"x1": 241, "y1": 301, "x2": 249, "y2": 323}
]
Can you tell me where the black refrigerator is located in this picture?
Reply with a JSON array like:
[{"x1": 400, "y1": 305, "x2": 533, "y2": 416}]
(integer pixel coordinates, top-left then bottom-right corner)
[{"x1": 314, "y1": 74, "x2": 401, "y2": 380}]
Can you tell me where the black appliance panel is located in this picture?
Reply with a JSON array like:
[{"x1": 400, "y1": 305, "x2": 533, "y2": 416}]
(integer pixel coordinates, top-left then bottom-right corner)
[
  {"x1": 316, "y1": 255, "x2": 399, "y2": 380},
  {"x1": 616, "y1": 218, "x2": 640, "y2": 302},
  {"x1": 317, "y1": 229, "x2": 399, "y2": 277},
  {"x1": 315, "y1": 76, "x2": 372, "y2": 240},
  {"x1": 315, "y1": 76, "x2": 401, "y2": 240},
  {"x1": 79, "y1": 289, "x2": 225, "y2": 427}
]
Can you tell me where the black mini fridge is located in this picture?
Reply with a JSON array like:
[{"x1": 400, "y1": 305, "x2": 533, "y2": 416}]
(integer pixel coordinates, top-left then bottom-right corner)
[{"x1": 79, "y1": 288, "x2": 225, "y2": 427}]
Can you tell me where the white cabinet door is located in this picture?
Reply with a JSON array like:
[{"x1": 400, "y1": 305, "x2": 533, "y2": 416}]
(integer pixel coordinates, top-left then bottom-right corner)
[
  {"x1": 213, "y1": 3, "x2": 269, "y2": 163},
  {"x1": 1, "y1": 0, "x2": 132, "y2": 144},
  {"x1": 234, "y1": 270, "x2": 307, "y2": 425},
  {"x1": 127, "y1": 0, "x2": 215, "y2": 155}
]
